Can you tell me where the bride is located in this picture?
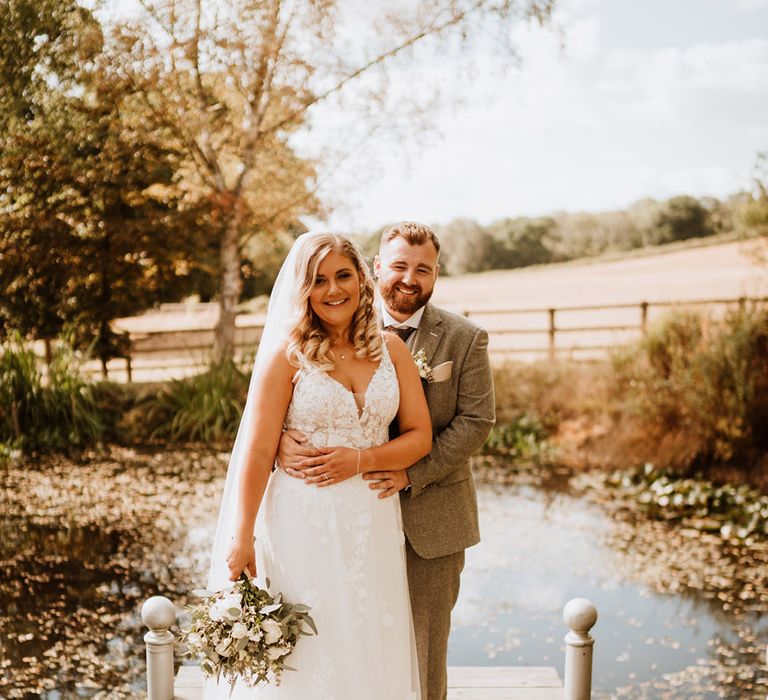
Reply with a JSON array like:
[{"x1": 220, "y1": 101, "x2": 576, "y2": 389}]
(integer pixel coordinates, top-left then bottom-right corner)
[{"x1": 204, "y1": 232, "x2": 431, "y2": 699}]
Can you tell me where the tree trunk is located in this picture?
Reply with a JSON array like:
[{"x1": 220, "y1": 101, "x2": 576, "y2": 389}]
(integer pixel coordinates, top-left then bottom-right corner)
[
  {"x1": 44, "y1": 337, "x2": 52, "y2": 367},
  {"x1": 214, "y1": 208, "x2": 244, "y2": 364},
  {"x1": 99, "y1": 232, "x2": 111, "y2": 379}
]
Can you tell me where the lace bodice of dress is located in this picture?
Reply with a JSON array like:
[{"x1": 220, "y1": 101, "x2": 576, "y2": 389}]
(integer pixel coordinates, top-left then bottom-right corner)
[{"x1": 284, "y1": 338, "x2": 399, "y2": 451}]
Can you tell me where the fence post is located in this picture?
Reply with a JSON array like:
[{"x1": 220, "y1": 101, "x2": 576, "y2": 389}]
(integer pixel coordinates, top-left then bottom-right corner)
[
  {"x1": 563, "y1": 597, "x2": 597, "y2": 700},
  {"x1": 142, "y1": 596, "x2": 176, "y2": 700},
  {"x1": 640, "y1": 301, "x2": 649, "y2": 334},
  {"x1": 126, "y1": 354, "x2": 133, "y2": 384},
  {"x1": 548, "y1": 308, "x2": 556, "y2": 360}
]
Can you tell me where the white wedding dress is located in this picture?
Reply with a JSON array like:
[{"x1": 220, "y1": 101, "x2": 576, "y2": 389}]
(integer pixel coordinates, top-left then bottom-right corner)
[{"x1": 204, "y1": 340, "x2": 421, "y2": 699}]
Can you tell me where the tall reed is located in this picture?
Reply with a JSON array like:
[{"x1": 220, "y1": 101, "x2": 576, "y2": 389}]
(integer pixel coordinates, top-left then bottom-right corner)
[
  {"x1": 144, "y1": 358, "x2": 250, "y2": 445},
  {"x1": 0, "y1": 333, "x2": 106, "y2": 453},
  {"x1": 613, "y1": 305, "x2": 768, "y2": 471}
]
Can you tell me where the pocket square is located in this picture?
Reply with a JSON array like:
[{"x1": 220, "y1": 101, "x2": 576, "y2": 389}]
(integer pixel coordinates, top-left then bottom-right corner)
[{"x1": 431, "y1": 361, "x2": 453, "y2": 383}]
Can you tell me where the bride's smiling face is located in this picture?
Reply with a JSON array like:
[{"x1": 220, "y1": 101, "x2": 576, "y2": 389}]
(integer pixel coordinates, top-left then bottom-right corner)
[{"x1": 309, "y1": 251, "x2": 361, "y2": 329}]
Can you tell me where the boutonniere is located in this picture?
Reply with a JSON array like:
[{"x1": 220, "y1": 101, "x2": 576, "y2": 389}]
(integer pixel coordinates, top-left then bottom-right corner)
[{"x1": 412, "y1": 349, "x2": 453, "y2": 383}]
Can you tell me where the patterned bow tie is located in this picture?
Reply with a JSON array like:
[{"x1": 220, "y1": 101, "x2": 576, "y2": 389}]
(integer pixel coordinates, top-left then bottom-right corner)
[{"x1": 384, "y1": 325, "x2": 415, "y2": 342}]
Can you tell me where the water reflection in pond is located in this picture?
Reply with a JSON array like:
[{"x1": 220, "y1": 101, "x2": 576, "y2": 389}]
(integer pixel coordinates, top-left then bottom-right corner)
[
  {"x1": 1, "y1": 449, "x2": 765, "y2": 698},
  {"x1": 450, "y1": 480, "x2": 767, "y2": 698}
]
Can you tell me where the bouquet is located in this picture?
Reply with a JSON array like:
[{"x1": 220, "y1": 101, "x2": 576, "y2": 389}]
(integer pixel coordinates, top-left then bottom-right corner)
[{"x1": 179, "y1": 572, "x2": 317, "y2": 691}]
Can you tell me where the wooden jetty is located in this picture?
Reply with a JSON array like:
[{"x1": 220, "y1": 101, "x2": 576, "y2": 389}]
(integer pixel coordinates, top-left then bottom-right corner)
[
  {"x1": 142, "y1": 596, "x2": 598, "y2": 699},
  {"x1": 173, "y1": 663, "x2": 565, "y2": 699}
]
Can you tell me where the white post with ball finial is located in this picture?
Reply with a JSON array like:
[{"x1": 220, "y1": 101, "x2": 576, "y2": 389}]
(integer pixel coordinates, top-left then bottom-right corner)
[
  {"x1": 563, "y1": 598, "x2": 598, "y2": 700},
  {"x1": 142, "y1": 595, "x2": 176, "y2": 700}
]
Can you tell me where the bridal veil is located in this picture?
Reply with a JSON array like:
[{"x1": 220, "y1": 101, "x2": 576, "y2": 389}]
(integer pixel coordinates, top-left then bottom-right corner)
[{"x1": 206, "y1": 231, "x2": 323, "y2": 592}]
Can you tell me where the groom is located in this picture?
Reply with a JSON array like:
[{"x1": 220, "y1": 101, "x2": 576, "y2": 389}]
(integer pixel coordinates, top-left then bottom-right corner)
[{"x1": 278, "y1": 222, "x2": 495, "y2": 700}]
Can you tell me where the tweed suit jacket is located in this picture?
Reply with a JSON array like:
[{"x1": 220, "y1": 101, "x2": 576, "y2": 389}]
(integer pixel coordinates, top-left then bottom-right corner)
[{"x1": 398, "y1": 303, "x2": 495, "y2": 560}]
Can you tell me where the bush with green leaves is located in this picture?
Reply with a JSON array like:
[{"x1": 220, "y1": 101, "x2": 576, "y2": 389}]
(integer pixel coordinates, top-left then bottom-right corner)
[
  {"x1": 613, "y1": 305, "x2": 768, "y2": 468},
  {"x1": 482, "y1": 413, "x2": 551, "y2": 464},
  {"x1": 0, "y1": 333, "x2": 106, "y2": 454},
  {"x1": 144, "y1": 359, "x2": 250, "y2": 444}
]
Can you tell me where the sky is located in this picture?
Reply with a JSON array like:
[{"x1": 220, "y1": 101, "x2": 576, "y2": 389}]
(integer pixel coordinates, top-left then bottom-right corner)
[{"x1": 313, "y1": 0, "x2": 768, "y2": 232}]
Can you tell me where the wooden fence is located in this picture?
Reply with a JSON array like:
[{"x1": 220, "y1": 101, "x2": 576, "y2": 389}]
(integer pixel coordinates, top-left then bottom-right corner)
[
  {"x1": 461, "y1": 295, "x2": 768, "y2": 361},
  {"x1": 79, "y1": 295, "x2": 768, "y2": 382}
]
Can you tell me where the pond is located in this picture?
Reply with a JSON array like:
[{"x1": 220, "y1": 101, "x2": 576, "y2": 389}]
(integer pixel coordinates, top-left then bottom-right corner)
[
  {"x1": 0, "y1": 448, "x2": 765, "y2": 698},
  {"x1": 451, "y1": 477, "x2": 767, "y2": 698}
]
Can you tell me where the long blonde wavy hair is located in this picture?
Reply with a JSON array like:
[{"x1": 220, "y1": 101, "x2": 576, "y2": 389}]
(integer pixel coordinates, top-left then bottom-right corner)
[{"x1": 286, "y1": 233, "x2": 382, "y2": 370}]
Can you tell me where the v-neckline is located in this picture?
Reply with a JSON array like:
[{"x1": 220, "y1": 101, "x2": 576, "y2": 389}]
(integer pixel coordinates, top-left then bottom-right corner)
[{"x1": 323, "y1": 358, "x2": 384, "y2": 419}]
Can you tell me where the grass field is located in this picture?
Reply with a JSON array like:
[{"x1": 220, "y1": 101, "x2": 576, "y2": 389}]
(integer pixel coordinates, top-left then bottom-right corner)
[{"x1": 433, "y1": 238, "x2": 768, "y2": 311}]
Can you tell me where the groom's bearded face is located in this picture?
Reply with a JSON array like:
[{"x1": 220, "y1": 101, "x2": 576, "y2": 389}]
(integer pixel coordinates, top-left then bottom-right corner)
[{"x1": 375, "y1": 239, "x2": 439, "y2": 320}]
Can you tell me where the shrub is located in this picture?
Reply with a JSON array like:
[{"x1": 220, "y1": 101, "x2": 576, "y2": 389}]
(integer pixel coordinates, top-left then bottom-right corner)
[
  {"x1": 0, "y1": 332, "x2": 106, "y2": 453},
  {"x1": 483, "y1": 413, "x2": 551, "y2": 464},
  {"x1": 614, "y1": 305, "x2": 768, "y2": 469},
  {"x1": 144, "y1": 359, "x2": 250, "y2": 444}
]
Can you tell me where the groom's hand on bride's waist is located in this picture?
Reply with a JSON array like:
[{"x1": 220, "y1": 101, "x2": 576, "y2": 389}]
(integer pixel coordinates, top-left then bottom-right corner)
[
  {"x1": 276, "y1": 429, "x2": 320, "y2": 478},
  {"x1": 363, "y1": 470, "x2": 410, "y2": 499}
]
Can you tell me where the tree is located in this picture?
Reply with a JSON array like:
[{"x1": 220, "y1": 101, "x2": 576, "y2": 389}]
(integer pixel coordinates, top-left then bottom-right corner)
[
  {"x1": 489, "y1": 217, "x2": 556, "y2": 268},
  {"x1": 434, "y1": 219, "x2": 494, "y2": 275},
  {"x1": 651, "y1": 195, "x2": 713, "y2": 245},
  {"x1": 105, "y1": 0, "x2": 556, "y2": 360},
  {"x1": 0, "y1": 0, "x2": 100, "y2": 128},
  {"x1": 742, "y1": 152, "x2": 768, "y2": 237},
  {"x1": 0, "y1": 3, "x2": 207, "y2": 372},
  {"x1": 0, "y1": 1, "x2": 100, "y2": 359},
  {"x1": 0, "y1": 127, "x2": 77, "y2": 357}
]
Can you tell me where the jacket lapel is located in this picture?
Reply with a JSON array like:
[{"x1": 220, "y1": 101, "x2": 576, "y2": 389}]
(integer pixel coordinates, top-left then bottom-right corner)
[{"x1": 410, "y1": 303, "x2": 443, "y2": 365}]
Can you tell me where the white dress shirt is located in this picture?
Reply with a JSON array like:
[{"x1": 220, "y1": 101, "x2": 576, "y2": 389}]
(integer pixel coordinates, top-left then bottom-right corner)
[{"x1": 380, "y1": 303, "x2": 425, "y2": 333}]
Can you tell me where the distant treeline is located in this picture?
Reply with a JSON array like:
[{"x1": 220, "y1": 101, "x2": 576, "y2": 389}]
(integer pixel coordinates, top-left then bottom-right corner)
[{"x1": 356, "y1": 192, "x2": 766, "y2": 275}]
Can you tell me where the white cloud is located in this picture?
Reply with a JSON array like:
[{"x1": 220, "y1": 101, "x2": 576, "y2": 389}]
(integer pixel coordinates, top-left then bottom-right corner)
[
  {"x1": 734, "y1": 0, "x2": 768, "y2": 10},
  {"x1": 313, "y1": 1, "x2": 768, "y2": 229}
]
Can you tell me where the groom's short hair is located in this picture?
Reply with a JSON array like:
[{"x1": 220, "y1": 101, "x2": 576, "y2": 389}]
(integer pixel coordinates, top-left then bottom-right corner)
[{"x1": 380, "y1": 221, "x2": 441, "y2": 256}]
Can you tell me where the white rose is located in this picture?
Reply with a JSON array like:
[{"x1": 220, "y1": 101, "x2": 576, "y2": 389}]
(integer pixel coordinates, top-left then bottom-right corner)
[
  {"x1": 209, "y1": 594, "x2": 241, "y2": 622},
  {"x1": 266, "y1": 645, "x2": 288, "y2": 660},
  {"x1": 223, "y1": 593, "x2": 242, "y2": 609},
  {"x1": 260, "y1": 619, "x2": 282, "y2": 644},
  {"x1": 214, "y1": 595, "x2": 242, "y2": 621},
  {"x1": 230, "y1": 622, "x2": 249, "y2": 639},
  {"x1": 186, "y1": 632, "x2": 202, "y2": 646}
]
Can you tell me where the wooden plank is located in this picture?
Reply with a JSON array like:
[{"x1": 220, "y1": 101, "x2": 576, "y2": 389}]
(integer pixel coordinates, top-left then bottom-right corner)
[
  {"x1": 448, "y1": 689, "x2": 563, "y2": 699},
  {"x1": 174, "y1": 665, "x2": 202, "y2": 699},
  {"x1": 449, "y1": 666, "x2": 562, "y2": 688},
  {"x1": 174, "y1": 687, "x2": 202, "y2": 700},
  {"x1": 174, "y1": 665, "x2": 563, "y2": 699},
  {"x1": 175, "y1": 665, "x2": 202, "y2": 688}
]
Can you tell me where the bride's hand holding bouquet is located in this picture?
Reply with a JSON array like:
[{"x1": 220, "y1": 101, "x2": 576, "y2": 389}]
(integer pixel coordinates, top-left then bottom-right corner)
[
  {"x1": 225, "y1": 536, "x2": 257, "y2": 582},
  {"x1": 179, "y1": 563, "x2": 317, "y2": 691}
]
